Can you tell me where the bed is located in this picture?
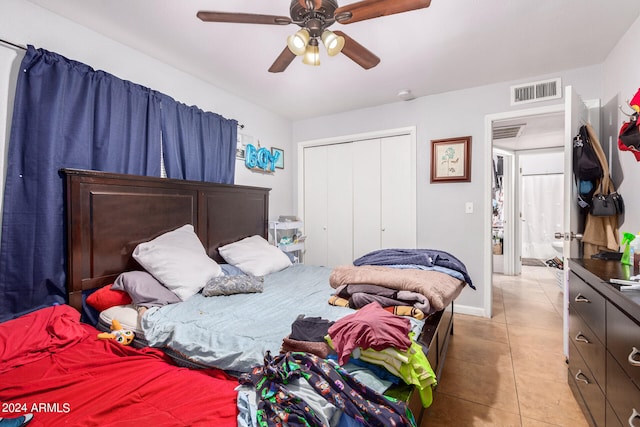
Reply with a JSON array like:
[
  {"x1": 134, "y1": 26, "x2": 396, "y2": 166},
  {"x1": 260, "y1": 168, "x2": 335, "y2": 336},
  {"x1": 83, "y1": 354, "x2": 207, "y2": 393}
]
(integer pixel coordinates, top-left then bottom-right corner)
[{"x1": 1, "y1": 168, "x2": 467, "y2": 425}]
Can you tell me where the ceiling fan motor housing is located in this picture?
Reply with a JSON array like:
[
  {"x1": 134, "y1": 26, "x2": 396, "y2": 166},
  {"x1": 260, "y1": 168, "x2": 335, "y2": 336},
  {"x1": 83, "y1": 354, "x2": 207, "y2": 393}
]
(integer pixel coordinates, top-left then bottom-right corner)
[{"x1": 290, "y1": 0, "x2": 339, "y2": 36}]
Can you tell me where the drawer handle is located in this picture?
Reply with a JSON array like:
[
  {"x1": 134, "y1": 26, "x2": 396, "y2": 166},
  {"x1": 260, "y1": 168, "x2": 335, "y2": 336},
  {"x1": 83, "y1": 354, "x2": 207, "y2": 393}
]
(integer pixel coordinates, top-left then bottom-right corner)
[
  {"x1": 574, "y1": 293, "x2": 590, "y2": 303},
  {"x1": 629, "y1": 408, "x2": 639, "y2": 426},
  {"x1": 575, "y1": 369, "x2": 590, "y2": 384},
  {"x1": 629, "y1": 347, "x2": 640, "y2": 367},
  {"x1": 575, "y1": 332, "x2": 591, "y2": 344}
]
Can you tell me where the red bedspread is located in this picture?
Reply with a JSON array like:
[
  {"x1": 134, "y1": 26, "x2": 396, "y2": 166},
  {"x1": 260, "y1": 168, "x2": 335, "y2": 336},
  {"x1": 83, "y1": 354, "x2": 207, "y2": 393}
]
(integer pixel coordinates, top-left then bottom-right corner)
[{"x1": 0, "y1": 305, "x2": 238, "y2": 426}]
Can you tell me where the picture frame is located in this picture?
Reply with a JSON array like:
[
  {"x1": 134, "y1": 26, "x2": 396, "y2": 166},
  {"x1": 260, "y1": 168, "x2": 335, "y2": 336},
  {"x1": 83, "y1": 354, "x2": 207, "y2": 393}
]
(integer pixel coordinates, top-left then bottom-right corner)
[
  {"x1": 430, "y1": 136, "x2": 472, "y2": 183},
  {"x1": 271, "y1": 147, "x2": 284, "y2": 169}
]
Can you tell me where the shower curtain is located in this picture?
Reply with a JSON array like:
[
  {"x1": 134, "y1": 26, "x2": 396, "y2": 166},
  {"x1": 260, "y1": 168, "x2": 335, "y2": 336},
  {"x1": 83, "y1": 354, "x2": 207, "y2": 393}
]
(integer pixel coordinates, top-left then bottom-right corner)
[{"x1": 521, "y1": 173, "x2": 564, "y2": 259}]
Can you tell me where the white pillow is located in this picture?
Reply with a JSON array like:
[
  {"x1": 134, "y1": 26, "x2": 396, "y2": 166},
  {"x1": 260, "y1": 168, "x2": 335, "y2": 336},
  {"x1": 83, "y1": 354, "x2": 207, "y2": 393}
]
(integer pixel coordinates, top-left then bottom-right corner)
[
  {"x1": 219, "y1": 235, "x2": 292, "y2": 276},
  {"x1": 132, "y1": 224, "x2": 223, "y2": 301}
]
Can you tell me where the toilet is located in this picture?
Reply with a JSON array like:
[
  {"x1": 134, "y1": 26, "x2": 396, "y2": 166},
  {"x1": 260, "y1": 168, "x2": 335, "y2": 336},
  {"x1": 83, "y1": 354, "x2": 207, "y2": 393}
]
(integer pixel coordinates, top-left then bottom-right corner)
[{"x1": 552, "y1": 241, "x2": 564, "y2": 257}]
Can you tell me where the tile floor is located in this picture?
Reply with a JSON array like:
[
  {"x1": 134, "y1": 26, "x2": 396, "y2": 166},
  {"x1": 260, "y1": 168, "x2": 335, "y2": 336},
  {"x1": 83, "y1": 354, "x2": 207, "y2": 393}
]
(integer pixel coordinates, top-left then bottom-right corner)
[{"x1": 421, "y1": 265, "x2": 590, "y2": 427}]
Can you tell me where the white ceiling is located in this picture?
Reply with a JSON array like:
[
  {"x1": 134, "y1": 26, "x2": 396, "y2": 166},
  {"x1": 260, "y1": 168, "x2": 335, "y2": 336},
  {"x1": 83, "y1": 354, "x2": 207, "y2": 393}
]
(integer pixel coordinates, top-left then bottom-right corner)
[
  {"x1": 26, "y1": 0, "x2": 640, "y2": 121},
  {"x1": 493, "y1": 112, "x2": 565, "y2": 151}
]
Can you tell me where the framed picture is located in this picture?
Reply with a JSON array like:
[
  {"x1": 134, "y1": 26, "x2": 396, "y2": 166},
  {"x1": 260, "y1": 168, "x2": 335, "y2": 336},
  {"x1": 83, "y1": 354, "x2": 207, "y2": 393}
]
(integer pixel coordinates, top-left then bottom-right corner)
[
  {"x1": 236, "y1": 147, "x2": 245, "y2": 160},
  {"x1": 271, "y1": 147, "x2": 284, "y2": 169},
  {"x1": 430, "y1": 136, "x2": 472, "y2": 183}
]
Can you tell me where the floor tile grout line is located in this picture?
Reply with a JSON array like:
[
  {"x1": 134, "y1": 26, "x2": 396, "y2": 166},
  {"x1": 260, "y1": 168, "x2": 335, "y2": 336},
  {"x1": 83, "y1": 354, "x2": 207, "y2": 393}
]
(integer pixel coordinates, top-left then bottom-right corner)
[
  {"x1": 503, "y1": 266, "x2": 571, "y2": 427},
  {"x1": 501, "y1": 279, "x2": 524, "y2": 426}
]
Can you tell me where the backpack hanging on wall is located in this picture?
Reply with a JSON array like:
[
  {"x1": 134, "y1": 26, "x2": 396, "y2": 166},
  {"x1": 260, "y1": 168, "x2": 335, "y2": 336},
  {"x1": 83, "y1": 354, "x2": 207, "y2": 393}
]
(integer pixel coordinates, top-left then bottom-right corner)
[{"x1": 572, "y1": 125, "x2": 603, "y2": 209}]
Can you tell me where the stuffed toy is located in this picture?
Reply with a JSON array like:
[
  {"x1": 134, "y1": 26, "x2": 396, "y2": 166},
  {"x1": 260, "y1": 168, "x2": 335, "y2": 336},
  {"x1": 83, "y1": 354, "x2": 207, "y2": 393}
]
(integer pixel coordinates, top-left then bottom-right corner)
[{"x1": 97, "y1": 319, "x2": 135, "y2": 346}]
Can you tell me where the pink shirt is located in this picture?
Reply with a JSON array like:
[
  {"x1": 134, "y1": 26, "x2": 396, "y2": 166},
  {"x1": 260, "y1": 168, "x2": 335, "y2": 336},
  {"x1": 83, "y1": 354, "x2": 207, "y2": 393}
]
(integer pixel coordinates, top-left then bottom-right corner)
[{"x1": 328, "y1": 301, "x2": 412, "y2": 365}]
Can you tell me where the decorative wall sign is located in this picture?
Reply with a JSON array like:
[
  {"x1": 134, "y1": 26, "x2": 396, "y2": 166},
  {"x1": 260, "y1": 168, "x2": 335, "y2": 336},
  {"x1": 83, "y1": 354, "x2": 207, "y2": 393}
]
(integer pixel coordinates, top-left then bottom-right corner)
[
  {"x1": 244, "y1": 143, "x2": 278, "y2": 172},
  {"x1": 271, "y1": 147, "x2": 284, "y2": 169},
  {"x1": 430, "y1": 136, "x2": 472, "y2": 183}
]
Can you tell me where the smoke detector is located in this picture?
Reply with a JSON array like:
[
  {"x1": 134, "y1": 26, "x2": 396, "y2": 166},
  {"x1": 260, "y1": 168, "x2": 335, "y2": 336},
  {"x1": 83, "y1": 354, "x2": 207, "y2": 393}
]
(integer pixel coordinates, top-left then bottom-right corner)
[{"x1": 397, "y1": 89, "x2": 415, "y2": 101}]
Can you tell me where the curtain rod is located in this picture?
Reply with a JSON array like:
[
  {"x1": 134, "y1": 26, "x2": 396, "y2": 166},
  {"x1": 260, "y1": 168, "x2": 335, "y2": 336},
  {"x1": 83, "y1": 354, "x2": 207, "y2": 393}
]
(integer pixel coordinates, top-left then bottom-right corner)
[{"x1": 0, "y1": 38, "x2": 27, "y2": 51}]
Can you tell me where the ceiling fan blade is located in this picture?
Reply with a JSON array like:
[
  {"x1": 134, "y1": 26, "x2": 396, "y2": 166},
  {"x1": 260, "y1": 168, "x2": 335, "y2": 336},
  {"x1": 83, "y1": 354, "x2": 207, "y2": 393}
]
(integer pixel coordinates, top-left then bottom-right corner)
[
  {"x1": 334, "y1": 31, "x2": 380, "y2": 69},
  {"x1": 197, "y1": 11, "x2": 291, "y2": 25},
  {"x1": 335, "y1": 0, "x2": 431, "y2": 24},
  {"x1": 268, "y1": 47, "x2": 297, "y2": 73}
]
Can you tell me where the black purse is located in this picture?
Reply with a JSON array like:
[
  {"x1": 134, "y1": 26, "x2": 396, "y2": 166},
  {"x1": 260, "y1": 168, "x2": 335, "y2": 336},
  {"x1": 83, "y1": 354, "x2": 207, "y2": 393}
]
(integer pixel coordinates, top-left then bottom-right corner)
[
  {"x1": 590, "y1": 182, "x2": 624, "y2": 217},
  {"x1": 619, "y1": 113, "x2": 640, "y2": 149}
]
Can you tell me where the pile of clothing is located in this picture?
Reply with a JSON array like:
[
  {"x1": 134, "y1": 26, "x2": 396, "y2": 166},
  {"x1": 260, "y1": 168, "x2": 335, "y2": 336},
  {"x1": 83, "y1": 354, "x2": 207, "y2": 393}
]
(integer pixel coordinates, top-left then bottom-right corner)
[
  {"x1": 237, "y1": 302, "x2": 433, "y2": 426},
  {"x1": 328, "y1": 248, "x2": 474, "y2": 318}
]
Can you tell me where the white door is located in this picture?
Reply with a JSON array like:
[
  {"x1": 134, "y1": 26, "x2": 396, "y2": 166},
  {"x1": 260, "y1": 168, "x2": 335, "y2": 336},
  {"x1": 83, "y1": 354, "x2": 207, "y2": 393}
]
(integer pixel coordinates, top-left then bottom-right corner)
[
  {"x1": 303, "y1": 143, "x2": 354, "y2": 267},
  {"x1": 562, "y1": 85, "x2": 589, "y2": 356},
  {"x1": 353, "y1": 139, "x2": 381, "y2": 260},
  {"x1": 327, "y1": 143, "x2": 354, "y2": 267},
  {"x1": 353, "y1": 135, "x2": 416, "y2": 260},
  {"x1": 380, "y1": 135, "x2": 416, "y2": 249},
  {"x1": 303, "y1": 145, "x2": 328, "y2": 266}
]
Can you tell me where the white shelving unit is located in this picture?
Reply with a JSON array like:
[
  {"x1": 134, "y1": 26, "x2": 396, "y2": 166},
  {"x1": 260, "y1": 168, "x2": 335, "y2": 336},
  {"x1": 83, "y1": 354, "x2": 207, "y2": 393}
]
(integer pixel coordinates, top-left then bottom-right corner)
[{"x1": 269, "y1": 220, "x2": 304, "y2": 263}]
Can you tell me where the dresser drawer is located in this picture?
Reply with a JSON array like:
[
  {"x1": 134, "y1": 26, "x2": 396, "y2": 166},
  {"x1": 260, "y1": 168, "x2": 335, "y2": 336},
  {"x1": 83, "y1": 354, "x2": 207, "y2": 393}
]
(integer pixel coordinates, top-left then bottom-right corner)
[
  {"x1": 568, "y1": 340, "x2": 605, "y2": 427},
  {"x1": 569, "y1": 271, "x2": 606, "y2": 343},
  {"x1": 606, "y1": 401, "x2": 624, "y2": 427},
  {"x1": 569, "y1": 306, "x2": 606, "y2": 390},
  {"x1": 607, "y1": 302, "x2": 640, "y2": 387},
  {"x1": 607, "y1": 353, "x2": 640, "y2": 427}
]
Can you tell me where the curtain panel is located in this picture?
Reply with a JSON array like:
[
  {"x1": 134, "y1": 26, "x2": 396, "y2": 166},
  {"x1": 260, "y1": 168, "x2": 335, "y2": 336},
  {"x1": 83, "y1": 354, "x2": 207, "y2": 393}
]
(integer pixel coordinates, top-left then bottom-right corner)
[
  {"x1": 0, "y1": 46, "x2": 163, "y2": 321},
  {"x1": 0, "y1": 46, "x2": 237, "y2": 322},
  {"x1": 160, "y1": 93, "x2": 237, "y2": 184}
]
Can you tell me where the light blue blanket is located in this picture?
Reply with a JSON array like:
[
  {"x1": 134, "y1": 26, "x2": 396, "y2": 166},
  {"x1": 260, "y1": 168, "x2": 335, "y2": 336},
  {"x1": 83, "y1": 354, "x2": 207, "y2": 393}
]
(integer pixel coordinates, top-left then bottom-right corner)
[{"x1": 142, "y1": 264, "x2": 356, "y2": 373}]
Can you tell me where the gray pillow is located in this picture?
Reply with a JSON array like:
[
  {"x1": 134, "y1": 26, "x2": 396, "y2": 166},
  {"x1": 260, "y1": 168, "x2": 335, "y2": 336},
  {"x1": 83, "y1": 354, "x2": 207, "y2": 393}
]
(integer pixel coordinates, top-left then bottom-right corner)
[
  {"x1": 220, "y1": 263, "x2": 246, "y2": 277},
  {"x1": 112, "y1": 270, "x2": 182, "y2": 307},
  {"x1": 202, "y1": 275, "x2": 264, "y2": 297}
]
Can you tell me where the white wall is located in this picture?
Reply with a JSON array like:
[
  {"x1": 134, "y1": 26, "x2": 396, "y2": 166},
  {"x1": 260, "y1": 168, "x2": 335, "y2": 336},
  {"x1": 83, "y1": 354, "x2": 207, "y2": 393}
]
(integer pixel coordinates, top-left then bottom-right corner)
[
  {"x1": 0, "y1": 0, "x2": 294, "y2": 220},
  {"x1": 292, "y1": 67, "x2": 603, "y2": 315},
  {"x1": 0, "y1": 47, "x2": 19, "y2": 236},
  {"x1": 520, "y1": 151, "x2": 564, "y2": 175},
  {"x1": 602, "y1": 14, "x2": 640, "y2": 237}
]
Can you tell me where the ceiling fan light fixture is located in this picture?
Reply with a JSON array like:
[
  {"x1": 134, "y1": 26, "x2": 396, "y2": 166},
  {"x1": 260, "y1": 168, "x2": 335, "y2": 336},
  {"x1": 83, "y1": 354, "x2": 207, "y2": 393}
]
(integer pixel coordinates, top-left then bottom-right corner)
[
  {"x1": 302, "y1": 39, "x2": 321, "y2": 66},
  {"x1": 287, "y1": 28, "x2": 311, "y2": 56},
  {"x1": 321, "y1": 30, "x2": 345, "y2": 56}
]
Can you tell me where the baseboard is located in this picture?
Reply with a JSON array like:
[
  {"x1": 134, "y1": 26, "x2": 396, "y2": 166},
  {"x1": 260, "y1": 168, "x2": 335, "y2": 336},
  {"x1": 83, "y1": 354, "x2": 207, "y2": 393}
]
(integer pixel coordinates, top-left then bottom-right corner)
[{"x1": 452, "y1": 304, "x2": 487, "y2": 317}]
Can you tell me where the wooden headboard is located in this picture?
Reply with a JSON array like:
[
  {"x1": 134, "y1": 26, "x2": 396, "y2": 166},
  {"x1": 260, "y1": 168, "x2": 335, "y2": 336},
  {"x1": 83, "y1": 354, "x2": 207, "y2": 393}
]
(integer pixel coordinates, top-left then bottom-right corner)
[{"x1": 63, "y1": 169, "x2": 270, "y2": 312}]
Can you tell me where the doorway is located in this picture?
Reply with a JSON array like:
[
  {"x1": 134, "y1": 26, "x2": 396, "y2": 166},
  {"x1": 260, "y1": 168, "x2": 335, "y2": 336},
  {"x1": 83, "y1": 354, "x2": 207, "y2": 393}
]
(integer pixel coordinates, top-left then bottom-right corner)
[
  {"x1": 483, "y1": 104, "x2": 566, "y2": 318},
  {"x1": 491, "y1": 109, "x2": 565, "y2": 276}
]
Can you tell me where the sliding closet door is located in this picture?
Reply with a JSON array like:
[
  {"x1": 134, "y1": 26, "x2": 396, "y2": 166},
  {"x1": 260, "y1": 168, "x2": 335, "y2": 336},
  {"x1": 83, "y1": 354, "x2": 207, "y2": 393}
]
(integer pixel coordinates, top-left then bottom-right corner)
[
  {"x1": 353, "y1": 135, "x2": 416, "y2": 259},
  {"x1": 326, "y1": 143, "x2": 353, "y2": 266},
  {"x1": 303, "y1": 145, "x2": 328, "y2": 266},
  {"x1": 353, "y1": 139, "x2": 381, "y2": 259},
  {"x1": 303, "y1": 143, "x2": 353, "y2": 267},
  {"x1": 381, "y1": 135, "x2": 416, "y2": 249}
]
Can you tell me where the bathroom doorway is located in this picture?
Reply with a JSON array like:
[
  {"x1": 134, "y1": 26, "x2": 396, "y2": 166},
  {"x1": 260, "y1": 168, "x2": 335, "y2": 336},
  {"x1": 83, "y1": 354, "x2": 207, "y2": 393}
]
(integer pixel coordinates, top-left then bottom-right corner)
[{"x1": 491, "y1": 110, "x2": 565, "y2": 276}]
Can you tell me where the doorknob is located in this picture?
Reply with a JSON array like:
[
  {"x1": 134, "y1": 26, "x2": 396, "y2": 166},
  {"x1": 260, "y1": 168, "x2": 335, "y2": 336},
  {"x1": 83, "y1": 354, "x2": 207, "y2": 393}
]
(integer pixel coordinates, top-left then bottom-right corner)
[{"x1": 554, "y1": 232, "x2": 583, "y2": 241}]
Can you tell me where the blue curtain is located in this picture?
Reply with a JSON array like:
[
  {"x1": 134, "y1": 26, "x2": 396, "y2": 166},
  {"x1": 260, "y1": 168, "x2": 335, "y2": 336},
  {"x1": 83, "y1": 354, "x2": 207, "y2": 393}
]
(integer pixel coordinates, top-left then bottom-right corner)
[
  {"x1": 160, "y1": 93, "x2": 237, "y2": 183},
  {"x1": 0, "y1": 46, "x2": 162, "y2": 322}
]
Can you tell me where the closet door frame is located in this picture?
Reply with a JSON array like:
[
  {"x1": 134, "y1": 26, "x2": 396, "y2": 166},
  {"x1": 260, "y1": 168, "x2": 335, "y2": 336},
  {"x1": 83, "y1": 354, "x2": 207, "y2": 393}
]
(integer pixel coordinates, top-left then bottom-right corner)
[{"x1": 297, "y1": 127, "x2": 417, "y2": 263}]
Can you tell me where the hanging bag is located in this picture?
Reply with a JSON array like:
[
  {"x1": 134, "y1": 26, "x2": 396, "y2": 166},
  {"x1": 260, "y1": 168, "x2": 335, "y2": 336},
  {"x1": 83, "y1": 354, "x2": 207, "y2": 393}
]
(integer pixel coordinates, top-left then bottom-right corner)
[
  {"x1": 573, "y1": 125, "x2": 603, "y2": 182},
  {"x1": 590, "y1": 178, "x2": 624, "y2": 217}
]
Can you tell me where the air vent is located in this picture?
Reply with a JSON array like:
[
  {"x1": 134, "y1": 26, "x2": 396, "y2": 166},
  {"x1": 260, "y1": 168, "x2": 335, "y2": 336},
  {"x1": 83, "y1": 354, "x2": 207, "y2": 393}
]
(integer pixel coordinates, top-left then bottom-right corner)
[
  {"x1": 510, "y1": 78, "x2": 561, "y2": 105},
  {"x1": 493, "y1": 124, "x2": 525, "y2": 140}
]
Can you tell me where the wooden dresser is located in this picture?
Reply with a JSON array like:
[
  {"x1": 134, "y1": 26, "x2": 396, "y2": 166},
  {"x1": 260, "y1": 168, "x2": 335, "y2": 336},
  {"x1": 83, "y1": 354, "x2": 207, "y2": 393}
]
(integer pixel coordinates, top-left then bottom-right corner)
[{"x1": 568, "y1": 259, "x2": 640, "y2": 427}]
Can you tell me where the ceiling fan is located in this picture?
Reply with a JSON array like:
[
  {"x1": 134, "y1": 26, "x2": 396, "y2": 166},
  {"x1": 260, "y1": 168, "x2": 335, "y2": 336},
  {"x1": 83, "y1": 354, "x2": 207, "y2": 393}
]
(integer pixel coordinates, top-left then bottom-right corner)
[{"x1": 197, "y1": 0, "x2": 432, "y2": 73}]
